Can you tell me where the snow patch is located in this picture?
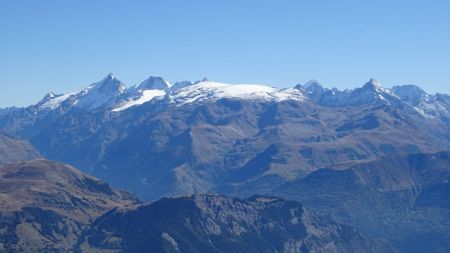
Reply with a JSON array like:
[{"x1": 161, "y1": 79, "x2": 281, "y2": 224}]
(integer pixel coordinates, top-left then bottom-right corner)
[
  {"x1": 39, "y1": 93, "x2": 75, "y2": 110},
  {"x1": 113, "y1": 89, "x2": 166, "y2": 112},
  {"x1": 170, "y1": 81, "x2": 303, "y2": 105}
]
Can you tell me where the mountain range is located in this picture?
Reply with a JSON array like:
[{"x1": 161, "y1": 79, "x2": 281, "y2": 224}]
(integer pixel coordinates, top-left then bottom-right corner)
[
  {"x1": 1, "y1": 74, "x2": 449, "y2": 198},
  {"x1": 0, "y1": 74, "x2": 449, "y2": 252}
]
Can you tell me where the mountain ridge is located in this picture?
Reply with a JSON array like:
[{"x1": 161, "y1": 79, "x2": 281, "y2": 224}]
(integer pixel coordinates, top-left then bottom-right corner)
[
  {"x1": 0, "y1": 75, "x2": 449, "y2": 200},
  {"x1": 3, "y1": 74, "x2": 448, "y2": 117},
  {"x1": 80, "y1": 194, "x2": 394, "y2": 253}
]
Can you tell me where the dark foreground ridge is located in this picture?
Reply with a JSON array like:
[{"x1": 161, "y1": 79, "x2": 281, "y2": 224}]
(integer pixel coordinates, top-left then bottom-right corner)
[
  {"x1": 0, "y1": 160, "x2": 391, "y2": 253},
  {"x1": 80, "y1": 194, "x2": 393, "y2": 253}
]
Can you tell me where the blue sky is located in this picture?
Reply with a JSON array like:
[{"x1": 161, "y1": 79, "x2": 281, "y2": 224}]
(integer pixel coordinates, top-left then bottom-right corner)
[{"x1": 1, "y1": 0, "x2": 449, "y2": 107}]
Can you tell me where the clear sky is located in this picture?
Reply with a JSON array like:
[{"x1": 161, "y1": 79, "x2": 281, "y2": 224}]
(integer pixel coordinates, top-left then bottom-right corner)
[{"x1": 1, "y1": 0, "x2": 449, "y2": 107}]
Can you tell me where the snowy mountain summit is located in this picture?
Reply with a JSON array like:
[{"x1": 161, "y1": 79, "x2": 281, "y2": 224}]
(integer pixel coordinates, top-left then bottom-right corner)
[
  {"x1": 38, "y1": 73, "x2": 126, "y2": 111},
  {"x1": 76, "y1": 73, "x2": 126, "y2": 109},
  {"x1": 36, "y1": 73, "x2": 306, "y2": 112},
  {"x1": 392, "y1": 85, "x2": 428, "y2": 106},
  {"x1": 136, "y1": 76, "x2": 171, "y2": 91},
  {"x1": 32, "y1": 74, "x2": 449, "y2": 120}
]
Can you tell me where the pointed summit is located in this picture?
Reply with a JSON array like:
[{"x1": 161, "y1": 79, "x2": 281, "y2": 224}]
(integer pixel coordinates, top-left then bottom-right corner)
[
  {"x1": 295, "y1": 80, "x2": 325, "y2": 102},
  {"x1": 303, "y1": 79, "x2": 322, "y2": 89},
  {"x1": 301, "y1": 79, "x2": 324, "y2": 93},
  {"x1": 88, "y1": 74, "x2": 125, "y2": 94},
  {"x1": 75, "y1": 74, "x2": 126, "y2": 109},
  {"x1": 362, "y1": 78, "x2": 383, "y2": 91},
  {"x1": 137, "y1": 76, "x2": 171, "y2": 91},
  {"x1": 104, "y1": 73, "x2": 116, "y2": 81},
  {"x1": 36, "y1": 92, "x2": 61, "y2": 107},
  {"x1": 43, "y1": 92, "x2": 57, "y2": 100}
]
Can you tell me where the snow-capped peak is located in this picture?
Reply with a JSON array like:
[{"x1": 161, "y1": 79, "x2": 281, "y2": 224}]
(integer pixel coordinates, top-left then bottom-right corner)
[
  {"x1": 105, "y1": 73, "x2": 115, "y2": 80},
  {"x1": 294, "y1": 79, "x2": 325, "y2": 102},
  {"x1": 46, "y1": 92, "x2": 57, "y2": 99},
  {"x1": 137, "y1": 76, "x2": 171, "y2": 91},
  {"x1": 36, "y1": 92, "x2": 62, "y2": 109},
  {"x1": 32, "y1": 74, "x2": 449, "y2": 120},
  {"x1": 111, "y1": 76, "x2": 171, "y2": 112},
  {"x1": 85, "y1": 73, "x2": 125, "y2": 93},
  {"x1": 75, "y1": 74, "x2": 126, "y2": 109},
  {"x1": 300, "y1": 79, "x2": 325, "y2": 93},
  {"x1": 37, "y1": 92, "x2": 74, "y2": 111},
  {"x1": 39, "y1": 92, "x2": 59, "y2": 103},
  {"x1": 362, "y1": 78, "x2": 384, "y2": 92},
  {"x1": 341, "y1": 78, "x2": 398, "y2": 106},
  {"x1": 392, "y1": 85, "x2": 427, "y2": 106},
  {"x1": 303, "y1": 79, "x2": 322, "y2": 89},
  {"x1": 169, "y1": 80, "x2": 303, "y2": 105},
  {"x1": 361, "y1": 78, "x2": 386, "y2": 93}
]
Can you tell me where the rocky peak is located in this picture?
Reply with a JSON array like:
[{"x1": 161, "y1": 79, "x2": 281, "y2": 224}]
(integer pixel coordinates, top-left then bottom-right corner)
[
  {"x1": 300, "y1": 79, "x2": 325, "y2": 94},
  {"x1": 91, "y1": 73, "x2": 126, "y2": 94},
  {"x1": 295, "y1": 79, "x2": 326, "y2": 102},
  {"x1": 36, "y1": 92, "x2": 61, "y2": 105},
  {"x1": 43, "y1": 92, "x2": 57, "y2": 100},
  {"x1": 137, "y1": 76, "x2": 171, "y2": 91},
  {"x1": 303, "y1": 79, "x2": 323, "y2": 90},
  {"x1": 171, "y1": 80, "x2": 194, "y2": 92},
  {"x1": 75, "y1": 74, "x2": 126, "y2": 109},
  {"x1": 362, "y1": 78, "x2": 384, "y2": 92}
]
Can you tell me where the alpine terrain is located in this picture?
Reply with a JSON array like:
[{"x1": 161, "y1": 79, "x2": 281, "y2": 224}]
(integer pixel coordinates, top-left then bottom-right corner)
[{"x1": 0, "y1": 74, "x2": 449, "y2": 252}]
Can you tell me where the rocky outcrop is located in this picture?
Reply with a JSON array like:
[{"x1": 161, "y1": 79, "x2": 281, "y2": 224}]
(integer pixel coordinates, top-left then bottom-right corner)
[{"x1": 80, "y1": 195, "x2": 393, "y2": 253}]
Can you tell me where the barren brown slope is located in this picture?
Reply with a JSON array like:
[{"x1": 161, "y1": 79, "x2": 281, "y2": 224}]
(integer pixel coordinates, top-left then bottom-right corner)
[{"x1": 0, "y1": 159, "x2": 140, "y2": 252}]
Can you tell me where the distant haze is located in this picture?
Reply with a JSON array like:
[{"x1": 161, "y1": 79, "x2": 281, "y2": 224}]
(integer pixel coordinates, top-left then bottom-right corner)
[{"x1": 1, "y1": 0, "x2": 449, "y2": 107}]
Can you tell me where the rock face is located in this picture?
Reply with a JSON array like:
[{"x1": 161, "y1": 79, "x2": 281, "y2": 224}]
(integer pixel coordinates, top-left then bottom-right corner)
[
  {"x1": 80, "y1": 195, "x2": 393, "y2": 253},
  {"x1": 0, "y1": 133, "x2": 40, "y2": 165},
  {"x1": 0, "y1": 160, "x2": 139, "y2": 252}
]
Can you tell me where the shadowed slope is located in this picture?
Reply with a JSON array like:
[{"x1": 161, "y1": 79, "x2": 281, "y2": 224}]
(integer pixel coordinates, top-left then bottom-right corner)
[
  {"x1": 80, "y1": 194, "x2": 394, "y2": 253},
  {"x1": 0, "y1": 133, "x2": 40, "y2": 165}
]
